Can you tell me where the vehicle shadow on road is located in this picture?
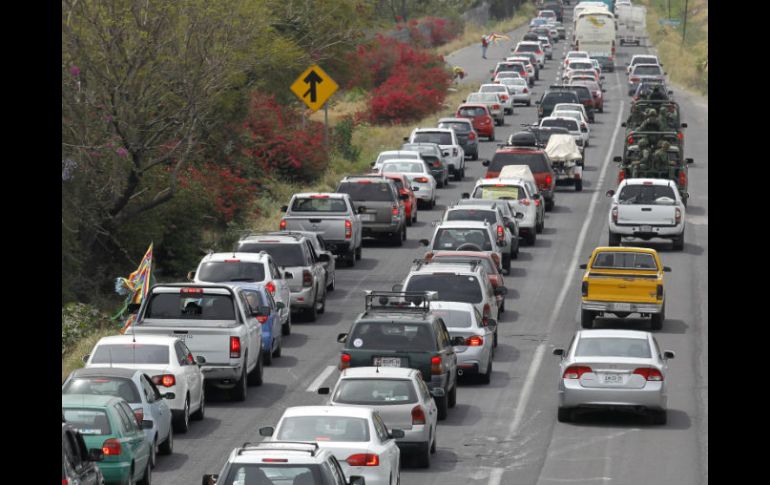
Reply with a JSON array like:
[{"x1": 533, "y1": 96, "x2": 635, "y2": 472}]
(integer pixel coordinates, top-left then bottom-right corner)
[
  {"x1": 658, "y1": 318, "x2": 689, "y2": 335},
  {"x1": 205, "y1": 382, "x2": 288, "y2": 407},
  {"x1": 541, "y1": 227, "x2": 557, "y2": 236},
  {"x1": 505, "y1": 287, "x2": 520, "y2": 300},
  {"x1": 507, "y1": 266, "x2": 528, "y2": 277},
  {"x1": 267, "y1": 355, "x2": 299, "y2": 368},
  {"x1": 549, "y1": 204, "x2": 573, "y2": 213},
  {"x1": 344, "y1": 258, "x2": 378, "y2": 271},
  {"x1": 152, "y1": 450, "x2": 190, "y2": 473},
  {"x1": 499, "y1": 310, "x2": 519, "y2": 323},
  {"x1": 488, "y1": 343, "x2": 520, "y2": 364},
  {"x1": 279, "y1": 333, "x2": 308, "y2": 348},
  {"x1": 534, "y1": 238, "x2": 552, "y2": 248},
  {"x1": 440, "y1": 403, "x2": 482, "y2": 427},
  {"x1": 459, "y1": 370, "x2": 513, "y2": 390},
  {"x1": 569, "y1": 408, "x2": 691, "y2": 430},
  {"x1": 684, "y1": 204, "x2": 706, "y2": 216},
  {"x1": 402, "y1": 448, "x2": 460, "y2": 471},
  {"x1": 303, "y1": 311, "x2": 345, "y2": 327}
]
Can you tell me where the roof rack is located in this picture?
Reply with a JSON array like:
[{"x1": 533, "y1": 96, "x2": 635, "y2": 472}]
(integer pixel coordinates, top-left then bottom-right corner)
[
  {"x1": 364, "y1": 290, "x2": 437, "y2": 313},
  {"x1": 237, "y1": 442, "x2": 320, "y2": 457},
  {"x1": 411, "y1": 258, "x2": 481, "y2": 272},
  {"x1": 238, "y1": 231, "x2": 304, "y2": 241}
]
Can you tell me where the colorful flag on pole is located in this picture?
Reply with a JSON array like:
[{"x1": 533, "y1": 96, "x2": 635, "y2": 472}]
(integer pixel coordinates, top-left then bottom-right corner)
[
  {"x1": 112, "y1": 243, "x2": 154, "y2": 333},
  {"x1": 485, "y1": 33, "x2": 511, "y2": 44}
]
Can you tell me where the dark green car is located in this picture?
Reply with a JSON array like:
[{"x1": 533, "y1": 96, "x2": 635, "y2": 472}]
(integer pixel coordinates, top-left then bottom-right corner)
[
  {"x1": 336, "y1": 291, "x2": 459, "y2": 419},
  {"x1": 62, "y1": 394, "x2": 153, "y2": 485}
]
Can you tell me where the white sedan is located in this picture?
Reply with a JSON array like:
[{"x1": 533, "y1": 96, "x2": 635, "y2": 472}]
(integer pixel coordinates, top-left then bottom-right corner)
[
  {"x1": 85, "y1": 334, "x2": 206, "y2": 433},
  {"x1": 551, "y1": 109, "x2": 591, "y2": 145},
  {"x1": 479, "y1": 83, "x2": 514, "y2": 115},
  {"x1": 497, "y1": 77, "x2": 531, "y2": 106},
  {"x1": 261, "y1": 405, "x2": 403, "y2": 485},
  {"x1": 380, "y1": 159, "x2": 437, "y2": 209},
  {"x1": 553, "y1": 329, "x2": 675, "y2": 424}
]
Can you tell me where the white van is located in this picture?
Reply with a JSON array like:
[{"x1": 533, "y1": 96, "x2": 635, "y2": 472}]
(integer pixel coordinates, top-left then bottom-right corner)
[{"x1": 574, "y1": 9, "x2": 616, "y2": 59}]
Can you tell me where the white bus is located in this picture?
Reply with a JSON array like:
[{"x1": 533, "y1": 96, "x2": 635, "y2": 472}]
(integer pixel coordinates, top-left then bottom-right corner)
[{"x1": 574, "y1": 9, "x2": 616, "y2": 59}]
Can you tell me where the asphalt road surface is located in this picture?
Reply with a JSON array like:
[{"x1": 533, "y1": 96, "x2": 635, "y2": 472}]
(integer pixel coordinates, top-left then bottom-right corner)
[{"x1": 153, "y1": 11, "x2": 708, "y2": 485}]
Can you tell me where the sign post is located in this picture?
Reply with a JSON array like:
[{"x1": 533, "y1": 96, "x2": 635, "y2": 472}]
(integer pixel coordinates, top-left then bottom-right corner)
[{"x1": 290, "y1": 64, "x2": 339, "y2": 151}]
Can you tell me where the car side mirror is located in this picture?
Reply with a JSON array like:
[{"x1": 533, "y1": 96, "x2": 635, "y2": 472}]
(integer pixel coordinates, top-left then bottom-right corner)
[
  {"x1": 494, "y1": 287, "x2": 508, "y2": 296},
  {"x1": 581, "y1": 127, "x2": 588, "y2": 132},
  {"x1": 162, "y1": 392, "x2": 176, "y2": 400},
  {"x1": 389, "y1": 429, "x2": 406, "y2": 439},
  {"x1": 87, "y1": 448, "x2": 104, "y2": 462},
  {"x1": 412, "y1": 186, "x2": 420, "y2": 192},
  {"x1": 196, "y1": 355, "x2": 207, "y2": 365},
  {"x1": 579, "y1": 263, "x2": 587, "y2": 269},
  {"x1": 515, "y1": 212, "x2": 525, "y2": 219},
  {"x1": 686, "y1": 158, "x2": 694, "y2": 164},
  {"x1": 430, "y1": 388, "x2": 445, "y2": 398},
  {"x1": 318, "y1": 253, "x2": 331, "y2": 263},
  {"x1": 606, "y1": 189, "x2": 615, "y2": 197},
  {"x1": 602, "y1": 89, "x2": 607, "y2": 93},
  {"x1": 280, "y1": 205, "x2": 288, "y2": 212},
  {"x1": 187, "y1": 271, "x2": 196, "y2": 282},
  {"x1": 82, "y1": 354, "x2": 90, "y2": 363},
  {"x1": 399, "y1": 194, "x2": 409, "y2": 201},
  {"x1": 349, "y1": 477, "x2": 366, "y2": 485},
  {"x1": 370, "y1": 162, "x2": 376, "y2": 167},
  {"x1": 358, "y1": 206, "x2": 367, "y2": 214},
  {"x1": 621, "y1": 122, "x2": 626, "y2": 127},
  {"x1": 418, "y1": 239, "x2": 430, "y2": 246},
  {"x1": 664, "y1": 350, "x2": 676, "y2": 360},
  {"x1": 535, "y1": 100, "x2": 541, "y2": 105},
  {"x1": 202, "y1": 475, "x2": 219, "y2": 485},
  {"x1": 553, "y1": 348, "x2": 564, "y2": 357},
  {"x1": 482, "y1": 160, "x2": 490, "y2": 166},
  {"x1": 663, "y1": 266, "x2": 672, "y2": 272},
  {"x1": 127, "y1": 303, "x2": 141, "y2": 314},
  {"x1": 664, "y1": 72, "x2": 668, "y2": 75},
  {"x1": 613, "y1": 156, "x2": 622, "y2": 163},
  {"x1": 681, "y1": 123, "x2": 688, "y2": 128},
  {"x1": 276, "y1": 302, "x2": 286, "y2": 310},
  {"x1": 442, "y1": 150, "x2": 450, "y2": 157},
  {"x1": 668, "y1": 90, "x2": 674, "y2": 96},
  {"x1": 451, "y1": 336, "x2": 466, "y2": 346},
  {"x1": 486, "y1": 318, "x2": 497, "y2": 328},
  {"x1": 318, "y1": 387, "x2": 330, "y2": 395},
  {"x1": 259, "y1": 426, "x2": 275, "y2": 437},
  {"x1": 532, "y1": 193, "x2": 541, "y2": 200},
  {"x1": 337, "y1": 333, "x2": 348, "y2": 343},
  {"x1": 141, "y1": 420, "x2": 154, "y2": 430},
  {"x1": 461, "y1": 192, "x2": 470, "y2": 199},
  {"x1": 403, "y1": 137, "x2": 409, "y2": 141}
]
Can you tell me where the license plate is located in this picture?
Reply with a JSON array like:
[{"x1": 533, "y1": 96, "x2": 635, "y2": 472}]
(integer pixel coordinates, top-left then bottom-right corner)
[
  {"x1": 601, "y1": 373, "x2": 624, "y2": 384},
  {"x1": 613, "y1": 302, "x2": 632, "y2": 312},
  {"x1": 640, "y1": 225, "x2": 652, "y2": 232},
  {"x1": 373, "y1": 357, "x2": 402, "y2": 367},
  {"x1": 360, "y1": 214, "x2": 374, "y2": 221}
]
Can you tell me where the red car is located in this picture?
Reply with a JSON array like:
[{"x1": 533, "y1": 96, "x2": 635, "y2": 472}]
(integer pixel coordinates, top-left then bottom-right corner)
[
  {"x1": 378, "y1": 172, "x2": 417, "y2": 226},
  {"x1": 427, "y1": 251, "x2": 507, "y2": 312},
  {"x1": 456, "y1": 103, "x2": 495, "y2": 141},
  {"x1": 573, "y1": 80, "x2": 604, "y2": 113}
]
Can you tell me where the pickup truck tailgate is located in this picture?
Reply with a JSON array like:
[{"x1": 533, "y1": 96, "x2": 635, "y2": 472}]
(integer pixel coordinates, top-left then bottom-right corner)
[
  {"x1": 617, "y1": 205, "x2": 677, "y2": 226},
  {"x1": 283, "y1": 215, "x2": 349, "y2": 239},
  {"x1": 133, "y1": 319, "x2": 236, "y2": 365},
  {"x1": 586, "y1": 269, "x2": 659, "y2": 303}
]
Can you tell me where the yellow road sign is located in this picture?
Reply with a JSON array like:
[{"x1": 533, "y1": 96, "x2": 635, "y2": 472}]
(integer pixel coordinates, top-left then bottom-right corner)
[{"x1": 290, "y1": 65, "x2": 339, "y2": 112}]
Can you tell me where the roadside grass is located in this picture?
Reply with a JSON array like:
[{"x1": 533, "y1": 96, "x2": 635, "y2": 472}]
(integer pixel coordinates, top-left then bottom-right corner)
[
  {"x1": 62, "y1": 328, "x2": 117, "y2": 382},
  {"x1": 436, "y1": 2, "x2": 536, "y2": 57},
  {"x1": 641, "y1": 0, "x2": 708, "y2": 96}
]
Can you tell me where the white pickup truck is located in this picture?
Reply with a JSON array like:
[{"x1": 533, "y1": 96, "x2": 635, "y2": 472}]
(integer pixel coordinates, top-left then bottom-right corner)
[
  {"x1": 280, "y1": 193, "x2": 364, "y2": 267},
  {"x1": 606, "y1": 179, "x2": 685, "y2": 250},
  {"x1": 130, "y1": 284, "x2": 264, "y2": 401}
]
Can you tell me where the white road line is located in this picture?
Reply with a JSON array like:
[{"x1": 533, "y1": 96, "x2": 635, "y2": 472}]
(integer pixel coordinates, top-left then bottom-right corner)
[
  {"x1": 305, "y1": 365, "x2": 336, "y2": 392},
  {"x1": 488, "y1": 72, "x2": 625, "y2": 485}
]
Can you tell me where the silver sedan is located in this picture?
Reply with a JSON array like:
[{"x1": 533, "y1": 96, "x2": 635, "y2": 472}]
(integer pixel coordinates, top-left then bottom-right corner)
[
  {"x1": 553, "y1": 329, "x2": 675, "y2": 424},
  {"x1": 431, "y1": 301, "x2": 496, "y2": 384}
]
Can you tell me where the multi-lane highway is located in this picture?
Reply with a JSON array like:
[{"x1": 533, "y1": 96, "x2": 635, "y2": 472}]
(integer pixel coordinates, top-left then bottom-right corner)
[{"x1": 153, "y1": 11, "x2": 708, "y2": 485}]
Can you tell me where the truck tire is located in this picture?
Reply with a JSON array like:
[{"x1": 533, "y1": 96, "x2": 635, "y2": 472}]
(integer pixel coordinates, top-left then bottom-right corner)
[
  {"x1": 355, "y1": 246, "x2": 362, "y2": 260},
  {"x1": 282, "y1": 315, "x2": 291, "y2": 336},
  {"x1": 526, "y1": 231, "x2": 536, "y2": 246},
  {"x1": 305, "y1": 294, "x2": 318, "y2": 322},
  {"x1": 448, "y1": 384, "x2": 457, "y2": 408},
  {"x1": 608, "y1": 230, "x2": 621, "y2": 246},
  {"x1": 651, "y1": 304, "x2": 665, "y2": 330},
  {"x1": 232, "y1": 367, "x2": 247, "y2": 401},
  {"x1": 346, "y1": 248, "x2": 356, "y2": 267},
  {"x1": 672, "y1": 232, "x2": 684, "y2": 251},
  {"x1": 247, "y1": 352, "x2": 264, "y2": 386},
  {"x1": 503, "y1": 253, "x2": 511, "y2": 271},
  {"x1": 575, "y1": 178, "x2": 583, "y2": 191},
  {"x1": 581, "y1": 309, "x2": 595, "y2": 329},
  {"x1": 436, "y1": 394, "x2": 448, "y2": 421},
  {"x1": 263, "y1": 343, "x2": 273, "y2": 366},
  {"x1": 545, "y1": 198, "x2": 554, "y2": 211},
  {"x1": 318, "y1": 290, "x2": 326, "y2": 314}
]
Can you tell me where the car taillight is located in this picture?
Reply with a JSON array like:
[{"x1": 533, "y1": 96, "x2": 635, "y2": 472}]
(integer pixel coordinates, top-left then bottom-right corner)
[
  {"x1": 345, "y1": 219, "x2": 352, "y2": 239},
  {"x1": 469, "y1": 132, "x2": 477, "y2": 140},
  {"x1": 536, "y1": 50, "x2": 542, "y2": 54},
  {"x1": 433, "y1": 161, "x2": 441, "y2": 167},
  {"x1": 581, "y1": 281, "x2": 588, "y2": 297},
  {"x1": 618, "y1": 170, "x2": 625, "y2": 184},
  {"x1": 534, "y1": 198, "x2": 541, "y2": 207},
  {"x1": 545, "y1": 175, "x2": 552, "y2": 186},
  {"x1": 675, "y1": 208, "x2": 682, "y2": 224},
  {"x1": 563, "y1": 365, "x2": 592, "y2": 379},
  {"x1": 677, "y1": 132, "x2": 684, "y2": 140},
  {"x1": 230, "y1": 337, "x2": 241, "y2": 358},
  {"x1": 302, "y1": 270, "x2": 312, "y2": 287},
  {"x1": 466, "y1": 335, "x2": 484, "y2": 346},
  {"x1": 483, "y1": 303, "x2": 491, "y2": 320},
  {"x1": 493, "y1": 104, "x2": 500, "y2": 110},
  {"x1": 346, "y1": 454, "x2": 380, "y2": 467},
  {"x1": 102, "y1": 438, "x2": 122, "y2": 456},
  {"x1": 133, "y1": 409, "x2": 144, "y2": 423},
  {"x1": 612, "y1": 206, "x2": 618, "y2": 223},
  {"x1": 497, "y1": 225, "x2": 504, "y2": 240},
  {"x1": 152, "y1": 374, "x2": 176, "y2": 387},
  {"x1": 411, "y1": 405, "x2": 426, "y2": 425},
  {"x1": 523, "y1": 88, "x2": 528, "y2": 93},
  {"x1": 627, "y1": 136, "x2": 634, "y2": 144},
  {"x1": 634, "y1": 367, "x2": 663, "y2": 381},
  {"x1": 490, "y1": 253, "x2": 500, "y2": 268},
  {"x1": 391, "y1": 205, "x2": 400, "y2": 217},
  {"x1": 656, "y1": 284, "x2": 664, "y2": 300},
  {"x1": 257, "y1": 315, "x2": 268, "y2": 324},
  {"x1": 340, "y1": 353, "x2": 351, "y2": 370},
  {"x1": 431, "y1": 355, "x2": 442, "y2": 375},
  {"x1": 279, "y1": 219, "x2": 287, "y2": 230},
  {"x1": 414, "y1": 177, "x2": 429, "y2": 183},
  {"x1": 501, "y1": 95, "x2": 509, "y2": 101},
  {"x1": 265, "y1": 281, "x2": 276, "y2": 296},
  {"x1": 679, "y1": 171, "x2": 687, "y2": 187}
]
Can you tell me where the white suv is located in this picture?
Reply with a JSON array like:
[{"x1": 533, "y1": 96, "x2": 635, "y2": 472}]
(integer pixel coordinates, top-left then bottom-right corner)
[
  {"x1": 202, "y1": 441, "x2": 366, "y2": 485},
  {"x1": 514, "y1": 41, "x2": 545, "y2": 68},
  {"x1": 193, "y1": 252, "x2": 292, "y2": 334},
  {"x1": 408, "y1": 128, "x2": 465, "y2": 181}
]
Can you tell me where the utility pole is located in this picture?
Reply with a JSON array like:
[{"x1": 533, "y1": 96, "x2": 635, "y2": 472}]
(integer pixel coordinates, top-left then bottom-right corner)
[{"x1": 681, "y1": 0, "x2": 688, "y2": 45}]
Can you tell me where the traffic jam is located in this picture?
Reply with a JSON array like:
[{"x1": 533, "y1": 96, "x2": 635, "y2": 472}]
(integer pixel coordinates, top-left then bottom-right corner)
[{"x1": 62, "y1": 1, "x2": 704, "y2": 485}]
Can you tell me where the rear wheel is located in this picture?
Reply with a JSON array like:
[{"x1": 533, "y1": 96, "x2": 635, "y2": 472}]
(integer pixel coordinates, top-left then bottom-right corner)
[
  {"x1": 448, "y1": 384, "x2": 457, "y2": 408},
  {"x1": 436, "y1": 394, "x2": 448, "y2": 420},
  {"x1": 263, "y1": 342, "x2": 273, "y2": 366},
  {"x1": 137, "y1": 460, "x2": 151, "y2": 485},
  {"x1": 575, "y1": 178, "x2": 583, "y2": 191},
  {"x1": 472, "y1": 152, "x2": 479, "y2": 161},
  {"x1": 608, "y1": 231, "x2": 621, "y2": 246},
  {"x1": 347, "y1": 248, "x2": 356, "y2": 267},
  {"x1": 545, "y1": 198, "x2": 554, "y2": 212},
  {"x1": 191, "y1": 390, "x2": 205, "y2": 421},
  {"x1": 158, "y1": 427, "x2": 173, "y2": 455},
  {"x1": 230, "y1": 370, "x2": 247, "y2": 403},
  {"x1": 480, "y1": 360, "x2": 492, "y2": 384},
  {"x1": 415, "y1": 441, "x2": 431, "y2": 468},
  {"x1": 651, "y1": 304, "x2": 665, "y2": 330},
  {"x1": 672, "y1": 231, "x2": 684, "y2": 251},
  {"x1": 247, "y1": 352, "x2": 264, "y2": 386},
  {"x1": 318, "y1": 290, "x2": 326, "y2": 314},
  {"x1": 281, "y1": 315, "x2": 291, "y2": 336},
  {"x1": 173, "y1": 397, "x2": 190, "y2": 432},
  {"x1": 355, "y1": 246, "x2": 362, "y2": 260},
  {"x1": 526, "y1": 231, "x2": 536, "y2": 246},
  {"x1": 581, "y1": 309, "x2": 595, "y2": 329},
  {"x1": 305, "y1": 292, "x2": 318, "y2": 321},
  {"x1": 503, "y1": 253, "x2": 511, "y2": 271}
]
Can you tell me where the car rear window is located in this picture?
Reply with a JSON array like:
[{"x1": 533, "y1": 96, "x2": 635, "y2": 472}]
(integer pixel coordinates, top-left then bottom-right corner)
[
  {"x1": 62, "y1": 409, "x2": 112, "y2": 436},
  {"x1": 489, "y1": 152, "x2": 549, "y2": 173},
  {"x1": 290, "y1": 197, "x2": 348, "y2": 213},
  {"x1": 569, "y1": 62, "x2": 593, "y2": 70},
  {"x1": 446, "y1": 209, "x2": 497, "y2": 225},
  {"x1": 90, "y1": 344, "x2": 170, "y2": 364},
  {"x1": 63, "y1": 377, "x2": 142, "y2": 403},
  {"x1": 377, "y1": 153, "x2": 419, "y2": 163},
  {"x1": 223, "y1": 466, "x2": 324, "y2": 485},
  {"x1": 575, "y1": 337, "x2": 652, "y2": 358},
  {"x1": 618, "y1": 185, "x2": 677, "y2": 204},
  {"x1": 542, "y1": 118, "x2": 579, "y2": 131},
  {"x1": 458, "y1": 106, "x2": 488, "y2": 117},
  {"x1": 433, "y1": 228, "x2": 492, "y2": 251},
  {"x1": 516, "y1": 44, "x2": 540, "y2": 52},
  {"x1": 349, "y1": 321, "x2": 438, "y2": 351},
  {"x1": 336, "y1": 181, "x2": 395, "y2": 202},
  {"x1": 237, "y1": 242, "x2": 306, "y2": 267},
  {"x1": 633, "y1": 57, "x2": 658, "y2": 66},
  {"x1": 634, "y1": 65, "x2": 662, "y2": 75},
  {"x1": 144, "y1": 293, "x2": 236, "y2": 320},
  {"x1": 467, "y1": 93, "x2": 500, "y2": 103},
  {"x1": 333, "y1": 378, "x2": 418, "y2": 405},
  {"x1": 430, "y1": 308, "x2": 475, "y2": 328},
  {"x1": 570, "y1": 86, "x2": 592, "y2": 101},
  {"x1": 405, "y1": 274, "x2": 483, "y2": 304},
  {"x1": 381, "y1": 162, "x2": 424, "y2": 173},
  {"x1": 412, "y1": 132, "x2": 452, "y2": 145},
  {"x1": 592, "y1": 252, "x2": 658, "y2": 270},
  {"x1": 401, "y1": 144, "x2": 441, "y2": 156},
  {"x1": 438, "y1": 122, "x2": 471, "y2": 133},
  {"x1": 542, "y1": 92, "x2": 580, "y2": 108},
  {"x1": 473, "y1": 185, "x2": 524, "y2": 201},
  {"x1": 276, "y1": 416, "x2": 370, "y2": 442},
  {"x1": 197, "y1": 262, "x2": 266, "y2": 283}
]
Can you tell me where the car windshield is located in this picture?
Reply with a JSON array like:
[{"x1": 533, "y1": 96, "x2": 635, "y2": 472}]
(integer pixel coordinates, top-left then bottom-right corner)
[
  {"x1": 542, "y1": 118, "x2": 579, "y2": 131},
  {"x1": 63, "y1": 377, "x2": 142, "y2": 403},
  {"x1": 349, "y1": 321, "x2": 438, "y2": 351},
  {"x1": 290, "y1": 197, "x2": 348, "y2": 213},
  {"x1": 405, "y1": 274, "x2": 483, "y2": 304},
  {"x1": 90, "y1": 344, "x2": 170, "y2": 364},
  {"x1": 333, "y1": 378, "x2": 418, "y2": 405},
  {"x1": 222, "y1": 465, "x2": 324, "y2": 485},
  {"x1": 496, "y1": 72, "x2": 520, "y2": 78},
  {"x1": 62, "y1": 409, "x2": 112, "y2": 436},
  {"x1": 618, "y1": 185, "x2": 677, "y2": 204},
  {"x1": 446, "y1": 209, "x2": 497, "y2": 225},
  {"x1": 433, "y1": 228, "x2": 492, "y2": 251},
  {"x1": 575, "y1": 337, "x2": 652, "y2": 358},
  {"x1": 276, "y1": 416, "x2": 370, "y2": 442},
  {"x1": 381, "y1": 162, "x2": 424, "y2": 173},
  {"x1": 197, "y1": 262, "x2": 266, "y2": 283},
  {"x1": 144, "y1": 293, "x2": 236, "y2": 320},
  {"x1": 473, "y1": 185, "x2": 525, "y2": 201},
  {"x1": 336, "y1": 181, "x2": 394, "y2": 202},
  {"x1": 489, "y1": 152, "x2": 549, "y2": 172},
  {"x1": 413, "y1": 132, "x2": 452, "y2": 145},
  {"x1": 634, "y1": 65, "x2": 662, "y2": 75},
  {"x1": 458, "y1": 106, "x2": 488, "y2": 117},
  {"x1": 592, "y1": 252, "x2": 658, "y2": 270},
  {"x1": 237, "y1": 243, "x2": 306, "y2": 267}
]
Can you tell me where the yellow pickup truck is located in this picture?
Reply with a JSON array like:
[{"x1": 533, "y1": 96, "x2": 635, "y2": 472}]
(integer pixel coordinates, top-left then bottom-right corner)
[{"x1": 579, "y1": 247, "x2": 671, "y2": 330}]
